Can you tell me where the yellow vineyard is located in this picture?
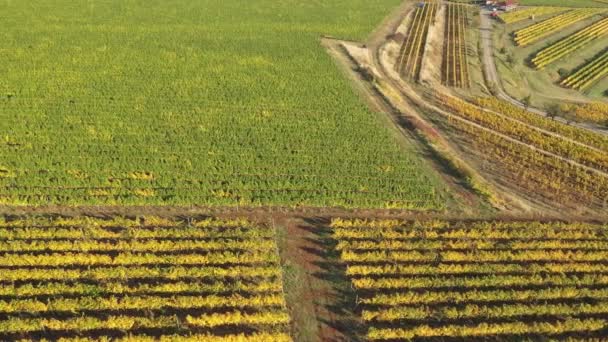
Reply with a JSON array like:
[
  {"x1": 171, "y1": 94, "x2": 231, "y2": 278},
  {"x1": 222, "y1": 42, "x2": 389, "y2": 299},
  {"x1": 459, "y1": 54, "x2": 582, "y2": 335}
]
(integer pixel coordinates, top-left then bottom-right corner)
[
  {"x1": 0, "y1": 216, "x2": 291, "y2": 341},
  {"x1": 332, "y1": 218, "x2": 608, "y2": 340}
]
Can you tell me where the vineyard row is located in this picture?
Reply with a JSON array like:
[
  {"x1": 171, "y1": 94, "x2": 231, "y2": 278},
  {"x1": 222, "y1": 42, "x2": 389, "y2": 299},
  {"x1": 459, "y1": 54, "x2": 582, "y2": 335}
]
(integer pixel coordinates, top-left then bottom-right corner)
[
  {"x1": 514, "y1": 9, "x2": 603, "y2": 46},
  {"x1": 332, "y1": 219, "x2": 608, "y2": 340},
  {"x1": 533, "y1": 16, "x2": 608, "y2": 69},
  {"x1": 562, "y1": 49, "x2": 608, "y2": 91},
  {"x1": 443, "y1": 3, "x2": 470, "y2": 88},
  {"x1": 398, "y1": 1, "x2": 438, "y2": 80}
]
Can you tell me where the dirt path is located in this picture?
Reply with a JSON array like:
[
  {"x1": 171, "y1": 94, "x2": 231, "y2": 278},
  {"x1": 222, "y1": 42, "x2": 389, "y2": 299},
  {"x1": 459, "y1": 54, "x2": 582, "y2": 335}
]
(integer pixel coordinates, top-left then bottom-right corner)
[
  {"x1": 367, "y1": 0, "x2": 416, "y2": 51},
  {"x1": 5, "y1": 204, "x2": 595, "y2": 221},
  {"x1": 478, "y1": 8, "x2": 608, "y2": 135},
  {"x1": 321, "y1": 39, "x2": 390, "y2": 115},
  {"x1": 479, "y1": 9, "x2": 501, "y2": 91},
  {"x1": 280, "y1": 216, "x2": 363, "y2": 342}
]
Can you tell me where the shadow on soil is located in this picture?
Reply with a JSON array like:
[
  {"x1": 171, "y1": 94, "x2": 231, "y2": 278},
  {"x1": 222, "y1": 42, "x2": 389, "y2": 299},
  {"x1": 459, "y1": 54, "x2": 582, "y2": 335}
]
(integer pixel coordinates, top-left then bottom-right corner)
[{"x1": 299, "y1": 216, "x2": 365, "y2": 342}]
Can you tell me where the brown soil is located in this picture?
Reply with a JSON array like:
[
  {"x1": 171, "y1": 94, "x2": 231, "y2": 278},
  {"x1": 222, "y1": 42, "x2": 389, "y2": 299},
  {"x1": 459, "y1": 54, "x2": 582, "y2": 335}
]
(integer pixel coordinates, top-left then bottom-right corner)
[
  {"x1": 420, "y1": 3, "x2": 446, "y2": 86},
  {"x1": 280, "y1": 216, "x2": 363, "y2": 342}
]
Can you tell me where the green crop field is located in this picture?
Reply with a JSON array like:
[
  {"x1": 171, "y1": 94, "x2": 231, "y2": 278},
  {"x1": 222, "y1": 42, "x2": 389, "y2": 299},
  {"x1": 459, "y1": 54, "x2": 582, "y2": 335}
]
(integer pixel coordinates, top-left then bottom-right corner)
[{"x1": 0, "y1": 0, "x2": 446, "y2": 209}]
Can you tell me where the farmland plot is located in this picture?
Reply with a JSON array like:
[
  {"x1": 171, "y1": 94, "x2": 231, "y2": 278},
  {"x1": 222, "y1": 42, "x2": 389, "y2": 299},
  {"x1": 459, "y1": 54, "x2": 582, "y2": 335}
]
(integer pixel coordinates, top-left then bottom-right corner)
[
  {"x1": 499, "y1": 7, "x2": 569, "y2": 24},
  {"x1": 0, "y1": 0, "x2": 446, "y2": 209},
  {"x1": 562, "y1": 49, "x2": 608, "y2": 91},
  {"x1": 430, "y1": 94, "x2": 608, "y2": 210},
  {"x1": 0, "y1": 216, "x2": 291, "y2": 341},
  {"x1": 332, "y1": 218, "x2": 608, "y2": 340},
  {"x1": 514, "y1": 8, "x2": 605, "y2": 46},
  {"x1": 532, "y1": 16, "x2": 608, "y2": 69}
]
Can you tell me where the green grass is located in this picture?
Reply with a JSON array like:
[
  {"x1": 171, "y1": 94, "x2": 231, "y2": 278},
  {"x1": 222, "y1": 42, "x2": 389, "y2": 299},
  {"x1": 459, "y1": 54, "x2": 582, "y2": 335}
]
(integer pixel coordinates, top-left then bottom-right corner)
[
  {"x1": 0, "y1": 0, "x2": 447, "y2": 209},
  {"x1": 519, "y1": 0, "x2": 608, "y2": 8}
]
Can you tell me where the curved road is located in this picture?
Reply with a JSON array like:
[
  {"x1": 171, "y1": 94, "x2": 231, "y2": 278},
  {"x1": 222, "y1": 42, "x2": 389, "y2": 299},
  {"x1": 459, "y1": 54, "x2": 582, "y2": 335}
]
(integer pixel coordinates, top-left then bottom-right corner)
[{"x1": 478, "y1": 8, "x2": 608, "y2": 135}]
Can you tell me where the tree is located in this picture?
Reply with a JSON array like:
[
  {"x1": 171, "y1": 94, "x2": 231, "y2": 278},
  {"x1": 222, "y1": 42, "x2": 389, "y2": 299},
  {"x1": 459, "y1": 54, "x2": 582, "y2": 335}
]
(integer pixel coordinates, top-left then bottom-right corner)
[
  {"x1": 488, "y1": 84, "x2": 499, "y2": 96},
  {"x1": 546, "y1": 103, "x2": 561, "y2": 120},
  {"x1": 522, "y1": 95, "x2": 532, "y2": 109},
  {"x1": 506, "y1": 53, "x2": 515, "y2": 67}
]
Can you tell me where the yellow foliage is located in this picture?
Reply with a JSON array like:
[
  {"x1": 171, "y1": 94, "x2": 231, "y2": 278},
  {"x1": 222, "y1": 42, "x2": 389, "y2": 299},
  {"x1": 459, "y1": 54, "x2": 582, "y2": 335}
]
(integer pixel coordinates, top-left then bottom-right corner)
[
  {"x1": 127, "y1": 171, "x2": 155, "y2": 181},
  {"x1": 133, "y1": 188, "x2": 156, "y2": 197},
  {"x1": 573, "y1": 102, "x2": 608, "y2": 124}
]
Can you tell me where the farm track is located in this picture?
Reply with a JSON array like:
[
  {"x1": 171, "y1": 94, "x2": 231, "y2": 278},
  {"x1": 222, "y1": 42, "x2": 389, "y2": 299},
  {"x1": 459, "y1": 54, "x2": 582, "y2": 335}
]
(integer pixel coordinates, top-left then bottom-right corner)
[{"x1": 442, "y1": 3, "x2": 469, "y2": 88}]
